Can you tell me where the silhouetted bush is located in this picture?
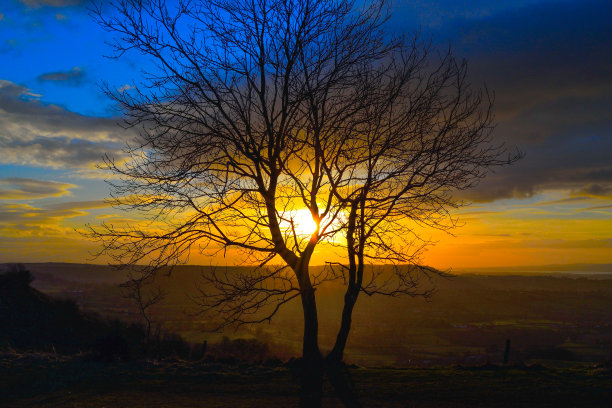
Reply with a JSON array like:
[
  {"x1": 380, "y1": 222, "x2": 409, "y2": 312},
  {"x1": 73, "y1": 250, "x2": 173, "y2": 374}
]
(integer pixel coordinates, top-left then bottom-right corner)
[
  {"x1": 93, "y1": 332, "x2": 132, "y2": 362},
  {"x1": 285, "y1": 357, "x2": 304, "y2": 381},
  {"x1": 521, "y1": 346, "x2": 578, "y2": 361},
  {"x1": 0, "y1": 264, "x2": 33, "y2": 290},
  {"x1": 264, "y1": 357, "x2": 283, "y2": 367},
  {"x1": 208, "y1": 337, "x2": 270, "y2": 362},
  {"x1": 148, "y1": 332, "x2": 191, "y2": 359}
]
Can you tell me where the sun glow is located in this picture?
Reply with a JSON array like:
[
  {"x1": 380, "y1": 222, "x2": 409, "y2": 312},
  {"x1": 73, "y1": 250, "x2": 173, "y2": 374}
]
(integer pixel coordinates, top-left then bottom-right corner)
[{"x1": 288, "y1": 208, "x2": 318, "y2": 236}]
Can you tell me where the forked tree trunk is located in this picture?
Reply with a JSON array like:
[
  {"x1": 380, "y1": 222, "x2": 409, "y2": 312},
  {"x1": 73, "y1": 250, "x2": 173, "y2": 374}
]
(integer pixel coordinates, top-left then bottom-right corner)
[
  {"x1": 326, "y1": 288, "x2": 362, "y2": 408},
  {"x1": 300, "y1": 285, "x2": 324, "y2": 408}
]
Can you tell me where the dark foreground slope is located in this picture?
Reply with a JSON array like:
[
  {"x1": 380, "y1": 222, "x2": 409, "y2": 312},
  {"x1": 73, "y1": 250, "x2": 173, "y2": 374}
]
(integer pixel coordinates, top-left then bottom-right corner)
[
  {"x1": 0, "y1": 266, "x2": 190, "y2": 360},
  {"x1": 2, "y1": 352, "x2": 612, "y2": 407},
  {"x1": 0, "y1": 267, "x2": 106, "y2": 354}
]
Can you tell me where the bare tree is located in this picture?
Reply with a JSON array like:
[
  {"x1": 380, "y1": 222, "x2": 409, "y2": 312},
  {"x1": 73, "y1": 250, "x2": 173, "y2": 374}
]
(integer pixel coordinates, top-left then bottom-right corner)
[
  {"x1": 87, "y1": 0, "x2": 518, "y2": 406},
  {"x1": 120, "y1": 274, "x2": 166, "y2": 341},
  {"x1": 314, "y1": 45, "x2": 522, "y2": 406}
]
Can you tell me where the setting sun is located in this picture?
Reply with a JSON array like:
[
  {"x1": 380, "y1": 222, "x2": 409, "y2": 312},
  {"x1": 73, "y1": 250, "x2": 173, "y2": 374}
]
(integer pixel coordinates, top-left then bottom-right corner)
[{"x1": 289, "y1": 209, "x2": 318, "y2": 236}]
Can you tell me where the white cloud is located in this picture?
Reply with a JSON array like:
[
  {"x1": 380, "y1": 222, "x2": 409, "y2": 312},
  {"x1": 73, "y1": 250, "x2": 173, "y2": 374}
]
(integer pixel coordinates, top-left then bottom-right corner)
[{"x1": 117, "y1": 84, "x2": 135, "y2": 93}]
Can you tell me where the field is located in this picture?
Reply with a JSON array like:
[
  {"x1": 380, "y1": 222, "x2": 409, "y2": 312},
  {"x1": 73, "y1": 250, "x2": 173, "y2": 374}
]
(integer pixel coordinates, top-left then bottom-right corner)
[
  {"x1": 3, "y1": 352, "x2": 612, "y2": 407},
  {"x1": 16, "y1": 263, "x2": 612, "y2": 367},
  {"x1": 3, "y1": 263, "x2": 612, "y2": 407}
]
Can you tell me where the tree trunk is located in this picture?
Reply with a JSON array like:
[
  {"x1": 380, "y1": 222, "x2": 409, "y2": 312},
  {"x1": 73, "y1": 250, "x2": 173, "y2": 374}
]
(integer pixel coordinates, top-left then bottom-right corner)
[
  {"x1": 326, "y1": 289, "x2": 362, "y2": 408},
  {"x1": 300, "y1": 285, "x2": 324, "y2": 408},
  {"x1": 325, "y1": 358, "x2": 362, "y2": 408}
]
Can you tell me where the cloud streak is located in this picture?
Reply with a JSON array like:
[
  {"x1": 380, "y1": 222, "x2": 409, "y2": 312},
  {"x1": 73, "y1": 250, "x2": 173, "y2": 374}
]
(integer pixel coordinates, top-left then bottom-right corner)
[
  {"x1": 0, "y1": 178, "x2": 75, "y2": 199},
  {"x1": 37, "y1": 67, "x2": 85, "y2": 85},
  {"x1": 19, "y1": 0, "x2": 85, "y2": 8},
  {"x1": 0, "y1": 80, "x2": 133, "y2": 172},
  {"x1": 0, "y1": 199, "x2": 110, "y2": 237}
]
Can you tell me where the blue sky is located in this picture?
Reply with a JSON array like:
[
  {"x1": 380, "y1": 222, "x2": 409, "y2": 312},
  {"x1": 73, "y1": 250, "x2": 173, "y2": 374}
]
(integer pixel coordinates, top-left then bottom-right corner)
[
  {"x1": 0, "y1": 0, "x2": 611, "y2": 266},
  {"x1": 0, "y1": 0, "x2": 136, "y2": 116}
]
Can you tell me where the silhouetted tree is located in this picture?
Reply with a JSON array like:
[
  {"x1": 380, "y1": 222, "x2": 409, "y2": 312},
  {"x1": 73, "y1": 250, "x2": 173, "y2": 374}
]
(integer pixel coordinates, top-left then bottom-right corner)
[
  {"x1": 88, "y1": 0, "x2": 518, "y2": 406},
  {"x1": 120, "y1": 273, "x2": 166, "y2": 341}
]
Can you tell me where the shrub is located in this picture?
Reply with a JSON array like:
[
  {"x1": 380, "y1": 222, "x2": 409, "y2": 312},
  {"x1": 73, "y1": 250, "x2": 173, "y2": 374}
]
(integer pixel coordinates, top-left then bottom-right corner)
[{"x1": 208, "y1": 337, "x2": 270, "y2": 362}]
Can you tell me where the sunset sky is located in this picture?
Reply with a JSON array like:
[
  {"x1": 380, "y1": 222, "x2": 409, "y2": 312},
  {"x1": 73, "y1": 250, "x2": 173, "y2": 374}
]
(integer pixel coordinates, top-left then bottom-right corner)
[{"x1": 0, "y1": 0, "x2": 611, "y2": 269}]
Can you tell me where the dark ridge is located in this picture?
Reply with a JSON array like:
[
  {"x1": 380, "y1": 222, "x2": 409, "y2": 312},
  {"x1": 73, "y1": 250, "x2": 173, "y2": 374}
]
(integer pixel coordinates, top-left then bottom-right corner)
[{"x1": 0, "y1": 265, "x2": 190, "y2": 361}]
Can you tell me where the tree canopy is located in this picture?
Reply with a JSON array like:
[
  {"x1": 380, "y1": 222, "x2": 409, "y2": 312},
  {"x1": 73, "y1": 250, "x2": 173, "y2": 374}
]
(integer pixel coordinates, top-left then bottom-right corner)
[{"x1": 88, "y1": 0, "x2": 518, "y2": 406}]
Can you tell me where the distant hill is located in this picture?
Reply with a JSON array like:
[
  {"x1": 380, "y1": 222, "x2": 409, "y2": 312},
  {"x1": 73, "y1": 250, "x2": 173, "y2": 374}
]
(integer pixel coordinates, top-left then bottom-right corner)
[
  {"x1": 4, "y1": 262, "x2": 612, "y2": 285},
  {"x1": 8, "y1": 263, "x2": 130, "y2": 284},
  {"x1": 4, "y1": 262, "x2": 612, "y2": 366},
  {"x1": 455, "y1": 263, "x2": 612, "y2": 275}
]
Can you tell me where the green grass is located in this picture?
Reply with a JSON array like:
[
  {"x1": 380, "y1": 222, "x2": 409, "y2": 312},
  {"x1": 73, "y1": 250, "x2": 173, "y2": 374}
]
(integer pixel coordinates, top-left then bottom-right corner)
[{"x1": 3, "y1": 352, "x2": 612, "y2": 407}]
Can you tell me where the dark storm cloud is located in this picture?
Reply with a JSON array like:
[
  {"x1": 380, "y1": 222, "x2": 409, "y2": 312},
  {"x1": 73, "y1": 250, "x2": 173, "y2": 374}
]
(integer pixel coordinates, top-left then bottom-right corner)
[
  {"x1": 0, "y1": 80, "x2": 132, "y2": 171},
  {"x1": 579, "y1": 184, "x2": 612, "y2": 198},
  {"x1": 408, "y1": 0, "x2": 612, "y2": 202},
  {"x1": 392, "y1": 0, "x2": 555, "y2": 27},
  {"x1": 37, "y1": 67, "x2": 85, "y2": 86},
  {"x1": 448, "y1": 0, "x2": 612, "y2": 116}
]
